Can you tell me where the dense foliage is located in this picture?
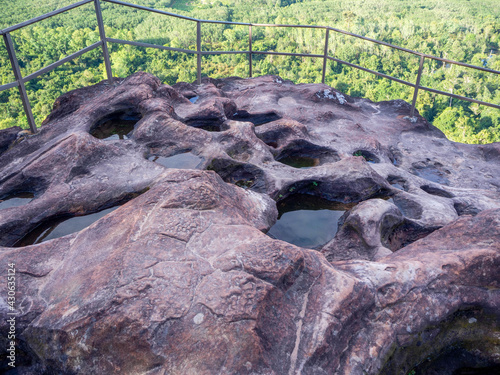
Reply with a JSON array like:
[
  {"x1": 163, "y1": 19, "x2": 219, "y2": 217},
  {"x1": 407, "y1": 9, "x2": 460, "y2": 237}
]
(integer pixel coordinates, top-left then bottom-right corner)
[{"x1": 1, "y1": 0, "x2": 499, "y2": 143}]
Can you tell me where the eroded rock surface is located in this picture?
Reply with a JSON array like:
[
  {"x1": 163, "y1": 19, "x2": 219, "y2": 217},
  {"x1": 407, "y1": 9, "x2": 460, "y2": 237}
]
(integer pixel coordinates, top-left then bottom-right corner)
[{"x1": 0, "y1": 72, "x2": 499, "y2": 374}]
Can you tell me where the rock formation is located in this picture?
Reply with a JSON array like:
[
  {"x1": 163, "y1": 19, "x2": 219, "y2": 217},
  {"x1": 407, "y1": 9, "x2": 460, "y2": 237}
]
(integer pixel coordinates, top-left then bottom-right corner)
[{"x1": 0, "y1": 72, "x2": 499, "y2": 374}]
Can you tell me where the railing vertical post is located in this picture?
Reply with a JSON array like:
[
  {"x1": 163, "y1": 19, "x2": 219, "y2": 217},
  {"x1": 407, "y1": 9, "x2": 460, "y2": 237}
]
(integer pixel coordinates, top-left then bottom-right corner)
[
  {"x1": 94, "y1": 0, "x2": 113, "y2": 83},
  {"x1": 196, "y1": 21, "x2": 202, "y2": 84},
  {"x1": 249, "y1": 25, "x2": 253, "y2": 78},
  {"x1": 410, "y1": 54, "x2": 425, "y2": 118},
  {"x1": 3, "y1": 33, "x2": 37, "y2": 133},
  {"x1": 322, "y1": 27, "x2": 330, "y2": 84}
]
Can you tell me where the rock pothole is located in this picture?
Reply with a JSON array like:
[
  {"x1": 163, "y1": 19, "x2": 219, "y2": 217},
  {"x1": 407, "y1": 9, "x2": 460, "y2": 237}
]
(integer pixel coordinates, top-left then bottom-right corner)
[
  {"x1": 90, "y1": 110, "x2": 142, "y2": 140},
  {"x1": 353, "y1": 149, "x2": 380, "y2": 163},
  {"x1": 184, "y1": 117, "x2": 229, "y2": 132},
  {"x1": 412, "y1": 160, "x2": 451, "y2": 185},
  {"x1": 207, "y1": 158, "x2": 266, "y2": 192},
  {"x1": 230, "y1": 110, "x2": 281, "y2": 126},
  {"x1": 379, "y1": 307, "x2": 500, "y2": 375},
  {"x1": 420, "y1": 184, "x2": 454, "y2": 198},
  {"x1": 0, "y1": 192, "x2": 34, "y2": 210},
  {"x1": 13, "y1": 206, "x2": 119, "y2": 247},
  {"x1": 274, "y1": 140, "x2": 340, "y2": 168},
  {"x1": 147, "y1": 152, "x2": 204, "y2": 169},
  {"x1": 383, "y1": 220, "x2": 439, "y2": 251},
  {"x1": 387, "y1": 176, "x2": 409, "y2": 192},
  {"x1": 268, "y1": 194, "x2": 355, "y2": 249}
]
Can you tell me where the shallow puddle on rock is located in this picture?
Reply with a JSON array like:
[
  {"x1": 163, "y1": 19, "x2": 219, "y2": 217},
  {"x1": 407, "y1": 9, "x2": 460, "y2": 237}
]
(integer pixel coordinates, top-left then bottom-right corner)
[
  {"x1": 91, "y1": 117, "x2": 139, "y2": 140},
  {"x1": 413, "y1": 166, "x2": 449, "y2": 185},
  {"x1": 148, "y1": 152, "x2": 203, "y2": 169},
  {"x1": 14, "y1": 207, "x2": 119, "y2": 247},
  {"x1": 277, "y1": 155, "x2": 320, "y2": 169},
  {"x1": 267, "y1": 194, "x2": 354, "y2": 248},
  {"x1": 391, "y1": 183, "x2": 405, "y2": 190},
  {"x1": 0, "y1": 192, "x2": 34, "y2": 210}
]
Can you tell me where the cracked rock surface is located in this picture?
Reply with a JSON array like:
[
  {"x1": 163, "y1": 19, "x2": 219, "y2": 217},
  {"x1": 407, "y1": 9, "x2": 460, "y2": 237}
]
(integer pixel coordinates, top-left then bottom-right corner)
[{"x1": 0, "y1": 72, "x2": 499, "y2": 374}]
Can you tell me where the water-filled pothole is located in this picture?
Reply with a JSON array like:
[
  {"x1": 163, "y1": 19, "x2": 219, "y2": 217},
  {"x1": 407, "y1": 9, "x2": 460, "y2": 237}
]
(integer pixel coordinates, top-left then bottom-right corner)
[
  {"x1": 90, "y1": 111, "x2": 141, "y2": 140},
  {"x1": 391, "y1": 183, "x2": 405, "y2": 191},
  {"x1": 14, "y1": 206, "x2": 119, "y2": 247},
  {"x1": 267, "y1": 194, "x2": 355, "y2": 249},
  {"x1": 277, "y1": 156, "x2": 320, "y2": 168},
  {"x1": 387, "y1": 176, "x2": 408, "y2": 192},
  {"x1": 275, "y1": 140, "x2": 340, "y2": 168},
  {"x1": 0, "y1": 192, "x2": 34, "y2": 210},
  {"x1": 185, "y1": 118, "x2": 228, "y2": 132},
  {"x1": 353, "y1": 150, "x2": 380, "y2": 163},
  {"x1": 412, "y1": 163, "x2": 450, "y2": 185},
  {"x1": 207, "y1": 159, "x2": 265, "y2": 192},
  {"x1": 231, "y1": 111, "x2": 281, "y2": 126},
  {"x1": 148, "y1": 152, "x2": 203, "y2": 169}
]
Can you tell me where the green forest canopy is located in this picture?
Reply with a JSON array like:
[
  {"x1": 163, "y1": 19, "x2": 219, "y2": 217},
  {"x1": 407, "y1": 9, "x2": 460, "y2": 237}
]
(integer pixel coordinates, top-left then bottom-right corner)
[{"x1": 1, "y1": 0, "x2": 499, "y2": 144}]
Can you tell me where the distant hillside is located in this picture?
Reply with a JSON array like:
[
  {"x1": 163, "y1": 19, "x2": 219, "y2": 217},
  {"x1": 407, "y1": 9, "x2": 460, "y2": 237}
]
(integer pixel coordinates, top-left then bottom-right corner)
[{"x1": 1, "y1": 0, "x2": 499, "y2": 143}]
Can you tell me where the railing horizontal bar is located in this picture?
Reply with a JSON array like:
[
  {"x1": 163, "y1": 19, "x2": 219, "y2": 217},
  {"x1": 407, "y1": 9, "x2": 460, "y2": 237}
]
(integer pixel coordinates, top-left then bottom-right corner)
[
  {"x1": 326, "y1": 27, "x2": 421, "y2": 56},
  {"x1": 197, "y1": 20, "x2": 251, "y2": 26},
  {"x1": 422, "y1": 54, "x2": 500, "y2": 75},
  {"x1": 0, "y1": 81, "x2": 19, "y2": 92},
  {"x1": 201, "y1": 20, "x2": 326, "y2": 29},
  {"x1": 253, "y1": 51, "x2": 324, "y2": 58},
  {"x1": 327, "y1": 56, "x2": 415, "y2": 87},
  {"x1": 107, "y1": 38, "x2": 196, "y2": 54},
  {"x1": 419, "y1": 86, "x2": 500, "y2": 109},
  {"x1": 249, "y1": 23, "x2": 326, "y2": 29},
  {"x1": 0, "y1": 0, "x2": 93, "y2": 35},
  {"x1": 23, "y1": 41, "x2": 102, "y2": 82},
  {"x1": 201, "y1": 50, "x2": 249, "y2": 55},
  {"x1": 326, "y1": 27, "x2": 498, "y2": 75},
  {"x1": 103, "y1": 0, "x2": 198, "y2": 22}
]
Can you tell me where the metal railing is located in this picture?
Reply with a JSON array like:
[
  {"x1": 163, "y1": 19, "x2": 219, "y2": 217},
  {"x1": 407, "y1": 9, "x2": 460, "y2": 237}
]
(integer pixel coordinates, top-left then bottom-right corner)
[{"x1": 1, "y1": 0, "x2": 499, "y2": 134}]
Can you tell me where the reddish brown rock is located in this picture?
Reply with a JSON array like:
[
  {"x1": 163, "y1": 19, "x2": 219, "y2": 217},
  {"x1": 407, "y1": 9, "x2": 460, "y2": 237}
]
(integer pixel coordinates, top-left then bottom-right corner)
[{"x1": 0, "y1": 72, "x2": 499, "y2": 374}]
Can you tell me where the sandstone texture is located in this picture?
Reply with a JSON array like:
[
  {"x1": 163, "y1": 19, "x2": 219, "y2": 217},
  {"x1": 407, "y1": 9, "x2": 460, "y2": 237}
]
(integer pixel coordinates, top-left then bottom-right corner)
[{"x1": 0, "y1": 72, "x2": 499, "y2": 374}]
